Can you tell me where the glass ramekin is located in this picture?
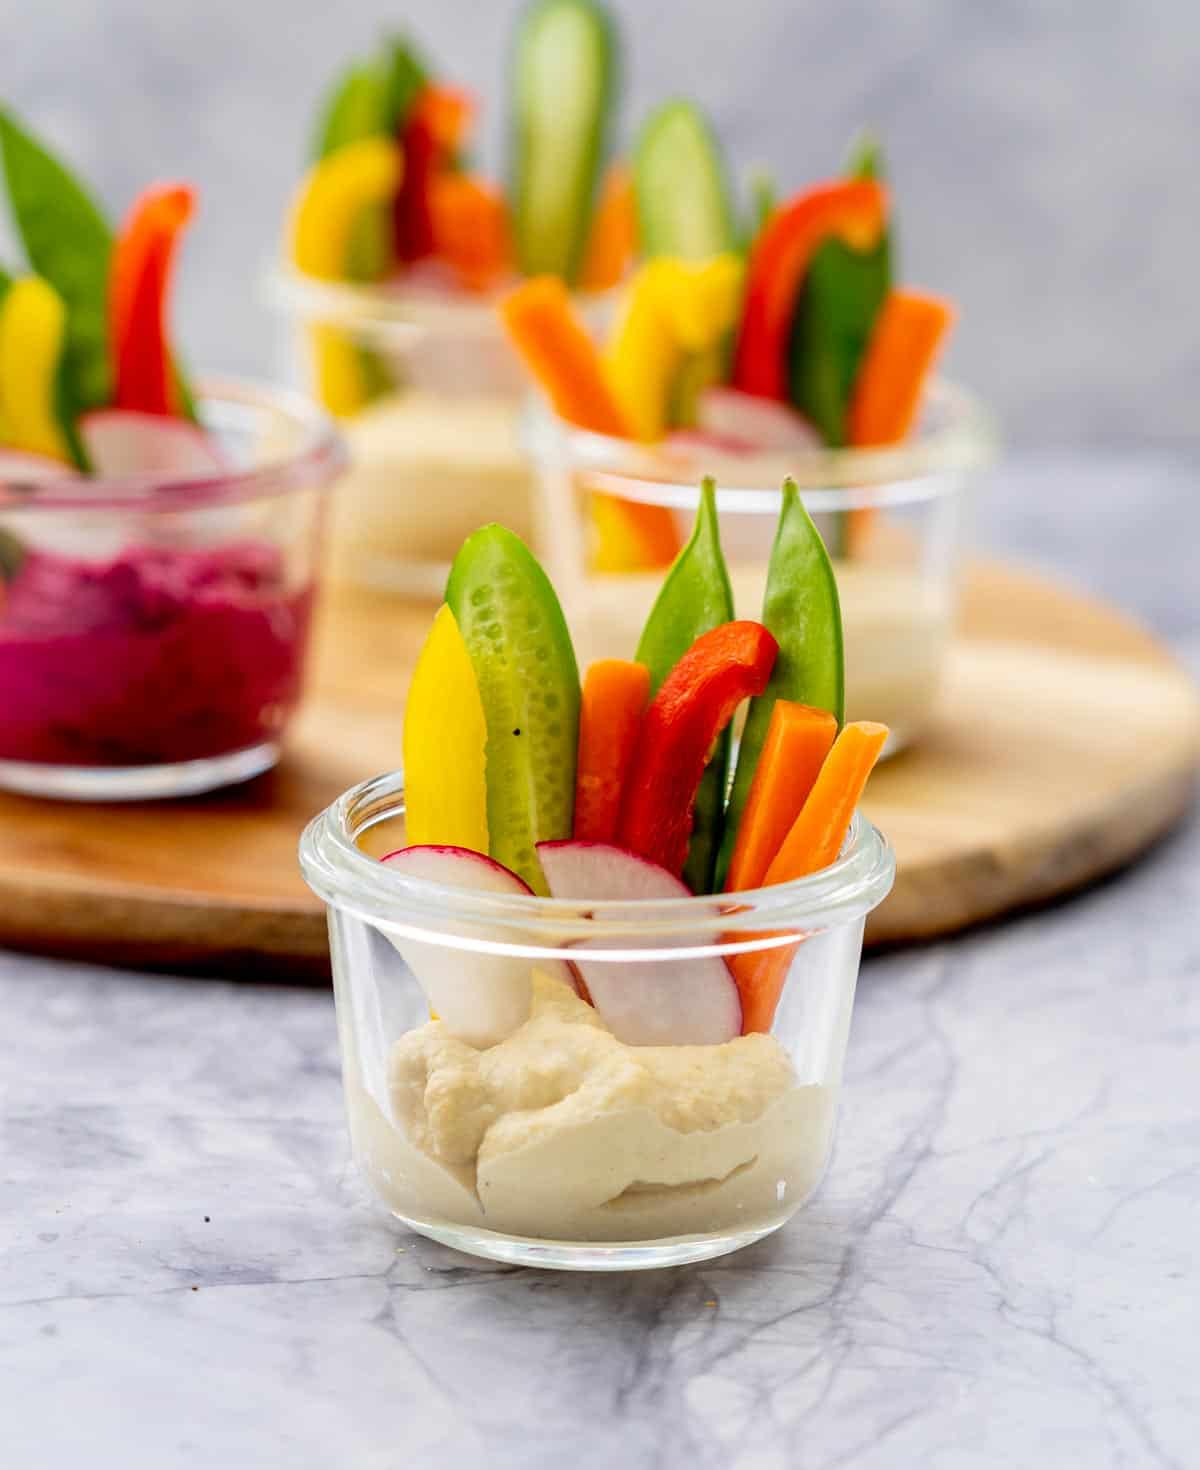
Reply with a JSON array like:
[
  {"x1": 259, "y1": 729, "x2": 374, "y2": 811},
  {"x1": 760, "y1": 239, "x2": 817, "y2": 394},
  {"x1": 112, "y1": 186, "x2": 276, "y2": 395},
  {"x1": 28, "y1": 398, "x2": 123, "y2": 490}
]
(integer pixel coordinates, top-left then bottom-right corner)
[
  {"x1": 299, "y1": 770, "x2": 896, "y2": 1271},
  {"x1": 266, "y1": 267, "x2": 615, "y2": 597},
  {"x1": 525, "y1": 379, "x2": 996, "y2": 752},
  {"x1": 0, "y1": 379, "x2": 346, "y2": 800}
]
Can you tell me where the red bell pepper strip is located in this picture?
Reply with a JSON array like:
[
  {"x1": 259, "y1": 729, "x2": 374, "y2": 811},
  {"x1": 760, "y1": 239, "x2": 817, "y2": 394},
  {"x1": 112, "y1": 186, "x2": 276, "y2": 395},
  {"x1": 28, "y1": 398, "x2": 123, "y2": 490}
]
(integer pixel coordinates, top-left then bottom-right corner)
[
  {"x1": 393, "y1": 85, "x2": 474, "y2": 263},
  {"x1": 110, "y1": 184, "x2": 195, "y2": 416},
  {"x1": 732, "y1": 179, "x2": 887, "y2": 402},
  {"x1": 617, "y1": 621, "x2": 778, "y2": 879}
]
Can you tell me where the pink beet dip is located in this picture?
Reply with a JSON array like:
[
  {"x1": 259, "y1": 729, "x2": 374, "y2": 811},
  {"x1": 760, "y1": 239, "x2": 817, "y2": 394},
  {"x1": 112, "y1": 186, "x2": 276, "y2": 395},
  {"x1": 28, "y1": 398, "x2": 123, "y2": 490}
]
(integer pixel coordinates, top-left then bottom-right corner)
[{"x1": 0, "y1": 541, "x2": 313, "y2": 767}]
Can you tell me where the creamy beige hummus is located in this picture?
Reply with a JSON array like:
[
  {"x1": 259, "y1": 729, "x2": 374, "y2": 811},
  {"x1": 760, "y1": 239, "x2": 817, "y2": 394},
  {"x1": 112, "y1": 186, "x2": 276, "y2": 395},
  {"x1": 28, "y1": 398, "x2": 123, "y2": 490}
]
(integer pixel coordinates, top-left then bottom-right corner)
[
  {"x1": 573, "y1": 560, "x2": 951, "y2": 747},
  {"x1": 346, "y1": 973, "x2": 835, "y2": 1243},
  {"x1": 328, "y1": 390, "x2": 534, "y2": 590}
]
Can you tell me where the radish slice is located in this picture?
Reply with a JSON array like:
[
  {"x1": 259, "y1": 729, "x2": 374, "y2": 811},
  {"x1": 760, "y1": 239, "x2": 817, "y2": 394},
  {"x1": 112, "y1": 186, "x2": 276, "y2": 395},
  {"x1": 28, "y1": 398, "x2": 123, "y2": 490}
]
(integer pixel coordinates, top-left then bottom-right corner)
[
  {"x1": 536, "y1": 841, "x2": 742, "y2": 1046},
  {"x1": 380, "y1": 845, "x2": 571, "y2": 1048},
  {"x1": 0, "y1": 449, "x2": 78, "y2": 485},
  {"x1": 79, "y1": 410, "x2": 227, "y2": 478},
  {"x1": 696, "y1": 386, "x2": 821, "y2": 452}
]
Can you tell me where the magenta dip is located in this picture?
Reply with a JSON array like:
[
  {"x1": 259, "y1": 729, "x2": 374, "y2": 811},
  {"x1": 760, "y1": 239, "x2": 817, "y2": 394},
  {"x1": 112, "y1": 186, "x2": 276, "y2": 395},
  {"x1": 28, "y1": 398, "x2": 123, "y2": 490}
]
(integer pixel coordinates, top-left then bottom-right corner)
[{"x1": 0, "y1": 541, "x2": 313, "y2": 767}]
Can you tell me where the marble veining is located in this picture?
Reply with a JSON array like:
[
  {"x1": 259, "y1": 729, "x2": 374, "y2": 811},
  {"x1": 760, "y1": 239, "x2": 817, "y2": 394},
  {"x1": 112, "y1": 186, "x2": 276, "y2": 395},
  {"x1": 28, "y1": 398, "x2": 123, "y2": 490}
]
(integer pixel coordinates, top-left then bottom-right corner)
[{"x1": 1, "y1": 453, "x2": 1198, "y2": 1468}]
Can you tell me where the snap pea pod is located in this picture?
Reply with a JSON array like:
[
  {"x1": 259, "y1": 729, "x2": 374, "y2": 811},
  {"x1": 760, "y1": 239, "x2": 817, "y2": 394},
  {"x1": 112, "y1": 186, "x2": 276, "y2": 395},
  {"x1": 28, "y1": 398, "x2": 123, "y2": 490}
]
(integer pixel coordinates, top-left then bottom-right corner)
[
  {"x1": 635, "y1": 477, "x2": 734, "y2": 894},
  {"x1": 714, "y1": 479, "x2": 843, "y2": 890},
  {"x1": 445, "y1": 525, "x2": 580, "y2": 895}
]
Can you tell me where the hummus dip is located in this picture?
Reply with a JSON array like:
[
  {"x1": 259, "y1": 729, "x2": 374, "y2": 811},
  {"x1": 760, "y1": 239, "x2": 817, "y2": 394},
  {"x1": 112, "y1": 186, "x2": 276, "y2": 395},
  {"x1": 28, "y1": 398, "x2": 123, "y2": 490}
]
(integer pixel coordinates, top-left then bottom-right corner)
[
  {"x1": 328, "y1": 390, "x2": 534, "y2": 589},
  {"x1": 346, "y1": 973, "x2": 835, "y2": 1243}
]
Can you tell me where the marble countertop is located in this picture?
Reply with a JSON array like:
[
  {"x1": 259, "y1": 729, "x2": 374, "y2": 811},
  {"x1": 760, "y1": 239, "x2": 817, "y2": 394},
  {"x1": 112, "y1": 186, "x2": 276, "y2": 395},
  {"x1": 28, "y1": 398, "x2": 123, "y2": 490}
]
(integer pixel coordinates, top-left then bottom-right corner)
[{"x1": 3, "y1": 452, "x2": 1198, "y2": 1469}]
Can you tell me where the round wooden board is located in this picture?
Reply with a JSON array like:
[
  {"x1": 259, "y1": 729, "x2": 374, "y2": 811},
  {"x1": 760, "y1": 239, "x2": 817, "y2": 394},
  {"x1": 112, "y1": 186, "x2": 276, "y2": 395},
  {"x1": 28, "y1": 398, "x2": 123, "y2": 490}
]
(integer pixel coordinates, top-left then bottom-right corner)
[{"x1": 1, "y1": 561, "x2": 1197, "y2": 978}]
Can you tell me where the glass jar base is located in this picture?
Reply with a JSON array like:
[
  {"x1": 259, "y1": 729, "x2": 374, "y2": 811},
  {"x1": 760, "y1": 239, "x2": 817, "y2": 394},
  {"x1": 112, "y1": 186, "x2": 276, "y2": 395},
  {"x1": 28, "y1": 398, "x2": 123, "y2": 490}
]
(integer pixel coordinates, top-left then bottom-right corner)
[
  {"x1": 0, "y1": 741, "x2": 280, "y2": 802},
  {"x1": 388, "y1": 1208, "x2": 790, "y2": 1272}
]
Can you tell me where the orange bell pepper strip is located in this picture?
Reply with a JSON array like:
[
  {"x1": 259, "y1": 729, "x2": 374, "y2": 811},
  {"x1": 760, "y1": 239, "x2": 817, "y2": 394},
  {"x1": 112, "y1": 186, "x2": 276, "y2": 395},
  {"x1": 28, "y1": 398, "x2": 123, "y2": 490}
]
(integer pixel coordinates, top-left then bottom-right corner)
[
  {"x1": 573, "y1": 659, "x2": 651, "y2": 842},
  {"x1": 110, "y1": 184, "x2": 195, "y2": 416},
  {"x1": 578, "y1": 163, "x2": 637, "y2": 291},
  {"x1": 617, "y1": 622, "x2": 778, "y2": 880},
  {"x1": 732, "y1": 179, "x2": 887, "y2": 402},
  {"x1": 394, "y1": 85, "x2": 474, "y2": 262},
  {"x1": 430, "y1": 173, "x2": 513, "y2": 292},
  {"x1": 848, "y1": 289, "x2": 955, "y2": 447},
  {"x1": 723, "y1": 701, "x2": 838, "y2": 893},
  {"x1": 729, "y1": 720, "x2": 888, "y2": 1033}
]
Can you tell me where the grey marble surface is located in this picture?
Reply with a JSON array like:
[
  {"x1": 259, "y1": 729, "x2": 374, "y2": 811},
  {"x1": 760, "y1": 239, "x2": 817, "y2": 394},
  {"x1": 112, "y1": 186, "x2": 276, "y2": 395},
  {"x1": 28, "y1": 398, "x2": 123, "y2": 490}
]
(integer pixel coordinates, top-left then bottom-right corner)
[
  {"x1": 2, "y1": 452, "x2": 1198, "y2": 1468},
  {"x1": 4, "y1": 0, "x2": 1200, "y2": 446}
]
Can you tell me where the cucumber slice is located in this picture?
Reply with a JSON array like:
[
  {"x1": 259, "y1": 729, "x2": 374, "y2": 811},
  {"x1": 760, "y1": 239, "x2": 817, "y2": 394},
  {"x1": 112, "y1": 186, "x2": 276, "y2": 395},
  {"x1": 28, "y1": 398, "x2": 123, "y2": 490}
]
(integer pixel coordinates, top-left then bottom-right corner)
[
  {"x1": 635, "y1": 100, "x2": 737, "y2": 260},
  {"x1": 446, "y1": 525, "x2": 581, "y2": 894},
  {"x1": 510, "y1": 0, "x2": 617, "y2": 283}
]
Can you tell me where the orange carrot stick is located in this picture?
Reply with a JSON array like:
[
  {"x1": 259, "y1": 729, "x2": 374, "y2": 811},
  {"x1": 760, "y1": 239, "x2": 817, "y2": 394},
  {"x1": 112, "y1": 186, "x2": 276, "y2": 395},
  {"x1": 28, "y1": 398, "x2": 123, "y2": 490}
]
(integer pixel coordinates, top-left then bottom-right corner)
[
  {"x1": 848, "y1": 289, "x2": 955, "y2": 448},
  {"x1": 574, "y1": 659, "x2": 651, "y2": 842},
  {"x1": 724, "y1": 701, "x2": 838, "y2": 893},
  {"x1": 730, "y1": 720, "x2": 888, "y2": 1034},
  {"x1": 430, "y1": 173, "x2": 512, "y2": 292},
  {"x1": 846, "y1": 290, "x2": 955, "y2": 554},
  {"x1": 579, "y1": 164, "x2": 636, "y2": 291},
  {"x1": 499, "y1": 276, "x2": 631, "y2": 436}
]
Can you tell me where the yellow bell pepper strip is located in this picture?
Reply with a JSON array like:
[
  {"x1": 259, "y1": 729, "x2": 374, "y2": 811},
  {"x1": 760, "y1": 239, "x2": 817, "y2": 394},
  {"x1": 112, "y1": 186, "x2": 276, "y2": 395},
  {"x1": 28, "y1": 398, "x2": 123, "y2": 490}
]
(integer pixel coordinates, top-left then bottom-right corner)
[
  {"x1": 602, "y1": 255, "x2": 744, "y2": 442},
  {"x1": 0, "y1": 275, "x2": 73, "y2": 462},
  {"x1": 289, "y1": 136, "x2": 405, "y2": 280},
  {"x1": 500, "y1": 275, "x2": 682, "y2": 572},
  {"x1": 402, "y1": 604, "x2": 489, "y2": 852},
  {"x1": 110, "y1": 184, "x2": 195, "y2": 416},
  {"x1": 733, "y1": 180, "x2": 887, "y2": 401},
  {"x1": 288, "y1": 137, "x2": 405, "y2": 417}
]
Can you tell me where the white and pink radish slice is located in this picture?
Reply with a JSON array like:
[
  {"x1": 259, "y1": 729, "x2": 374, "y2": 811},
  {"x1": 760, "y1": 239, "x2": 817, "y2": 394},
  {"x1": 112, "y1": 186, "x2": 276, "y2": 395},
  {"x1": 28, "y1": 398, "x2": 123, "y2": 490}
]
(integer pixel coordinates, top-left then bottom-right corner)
[
  {"x1": 695, "y1": 386, "x2": 821, "y2": 453},
  {"x1": 78, "y1": 410, "x2": 227, "y2": 478},
  {"x1": 536, "y1": 841, "x2": 742, "y2": 1046},
  {"x1": 0, "y1": 449, "x2": 79, "y2": 485},
  {"x1": 380, "y1": 845, "x2": 572, "y2": 1048}
]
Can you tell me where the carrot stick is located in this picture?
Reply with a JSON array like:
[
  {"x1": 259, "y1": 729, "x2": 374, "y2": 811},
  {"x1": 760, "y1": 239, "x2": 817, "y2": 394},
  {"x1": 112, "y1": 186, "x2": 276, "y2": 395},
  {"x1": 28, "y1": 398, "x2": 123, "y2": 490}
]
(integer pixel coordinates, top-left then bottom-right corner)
[
  {"x1": 430, "y1": 173, "x2": 512, "y2": 292},
  {"x1": 574, "y1": 659, "x2": 651, "y2": 842},
  {"x1": 846, "y1": 290, "x2": 954, "y2": 555},
  {"x1": 499, "y1": 276, "x2": 631, "y2": 436},
  {"x1": 579, "y1": 164, "x2": 636, "y2": 291},
  {"x1": 723, "y1": 701, "x2": 838, "y2": 893},
  {"x1": 730, "y1": 720, "x2": 888, "y2": 1034},
  {"x1": 848, "y1": 289, "x2": 955, "y2": 448}
]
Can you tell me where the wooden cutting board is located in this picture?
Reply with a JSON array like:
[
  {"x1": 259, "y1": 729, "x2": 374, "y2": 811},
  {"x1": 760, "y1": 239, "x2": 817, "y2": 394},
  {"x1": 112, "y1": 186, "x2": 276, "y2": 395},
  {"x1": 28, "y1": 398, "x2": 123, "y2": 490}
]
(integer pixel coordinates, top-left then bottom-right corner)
[{"x1": 1, "y1": 560, "x2": 1196, "y2": 977}]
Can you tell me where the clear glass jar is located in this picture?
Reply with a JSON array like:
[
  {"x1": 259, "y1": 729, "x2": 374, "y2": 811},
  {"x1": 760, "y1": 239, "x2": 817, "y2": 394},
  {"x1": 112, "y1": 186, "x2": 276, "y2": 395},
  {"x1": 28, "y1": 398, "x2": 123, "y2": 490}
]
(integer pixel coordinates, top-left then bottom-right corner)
[
  {"x1": 300, "y1": 770, "x2": 896, "y2": 1271},
  {"x1": 266, "y1": 268, "x2": 614, "y2": 597},
  {"x1": 525, "y1": 380, "x2": 995, "y2": 752},
  {"x1": 0, "y1": 380, "x2": 345, "y2": 800}
]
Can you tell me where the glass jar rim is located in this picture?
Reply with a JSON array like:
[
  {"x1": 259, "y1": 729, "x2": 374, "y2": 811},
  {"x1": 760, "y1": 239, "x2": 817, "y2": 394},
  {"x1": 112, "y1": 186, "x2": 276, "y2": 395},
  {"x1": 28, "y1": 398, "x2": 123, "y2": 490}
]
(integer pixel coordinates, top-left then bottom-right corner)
[
  {"x1": 522, "y1": 378, "x2": 996, "y2": 512},
  {"x1": 0, "y1": 377, "x2": 346, "y2": 514},
  {"x1": 299, "y1": 768, "x2": 896, "y2": 953},
  {"x1": 263, "y1": 263, "x2": 616, "y2": 338}
]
